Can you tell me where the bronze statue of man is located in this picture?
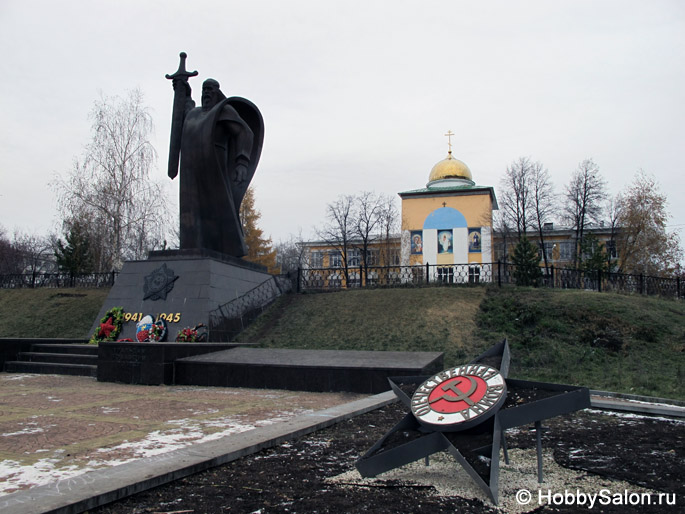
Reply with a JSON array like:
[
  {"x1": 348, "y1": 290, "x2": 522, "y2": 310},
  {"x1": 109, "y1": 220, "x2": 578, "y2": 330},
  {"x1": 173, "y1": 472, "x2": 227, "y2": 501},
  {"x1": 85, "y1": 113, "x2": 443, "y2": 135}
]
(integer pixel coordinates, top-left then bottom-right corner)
[{"x1": 166, "y1": 53, "x2": 264, "y2": 257}]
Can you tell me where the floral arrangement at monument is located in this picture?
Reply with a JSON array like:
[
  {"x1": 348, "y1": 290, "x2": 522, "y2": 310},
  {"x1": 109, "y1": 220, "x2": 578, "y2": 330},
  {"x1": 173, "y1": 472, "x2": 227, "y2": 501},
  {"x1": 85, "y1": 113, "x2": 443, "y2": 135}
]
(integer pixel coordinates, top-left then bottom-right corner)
[
  {"x1": 90, "y1": 307, "x2": 125, "y2": 344},
  {"x1": 175, "y1": 323, "x2": 208, "y2": 342},
  {"x1": 148, "y1": 320, "x2": 168, "y2": 342}
]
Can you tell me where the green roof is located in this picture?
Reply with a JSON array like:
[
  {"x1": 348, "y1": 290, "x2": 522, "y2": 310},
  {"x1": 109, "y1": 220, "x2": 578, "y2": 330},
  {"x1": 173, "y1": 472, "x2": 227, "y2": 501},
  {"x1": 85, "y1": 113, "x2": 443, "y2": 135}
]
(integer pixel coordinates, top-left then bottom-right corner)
[{"x1": 398, "y1": 184, "x2": 498, "y2": 209}]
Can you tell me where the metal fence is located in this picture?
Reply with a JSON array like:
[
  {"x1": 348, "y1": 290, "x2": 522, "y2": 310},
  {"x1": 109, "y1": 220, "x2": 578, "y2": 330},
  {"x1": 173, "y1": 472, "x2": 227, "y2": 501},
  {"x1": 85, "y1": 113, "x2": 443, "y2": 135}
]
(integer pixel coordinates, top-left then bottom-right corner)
[
  {"x1": 208, "y1": 274, "x2": 293, "y2": 341},
  {"x1": 297, "y1": 262, "x2": 683, "y2": 299},
  {"x1": 0, "y1": 271, "x2": 118, "y2": 289},
  {"x1": 298, "y1": 263, "x2": 494, "y2": 291}
]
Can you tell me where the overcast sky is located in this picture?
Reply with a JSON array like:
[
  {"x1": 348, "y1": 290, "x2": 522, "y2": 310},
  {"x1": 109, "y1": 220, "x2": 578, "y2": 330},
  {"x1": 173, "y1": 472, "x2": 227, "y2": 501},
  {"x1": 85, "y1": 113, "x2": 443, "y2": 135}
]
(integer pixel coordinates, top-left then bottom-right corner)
[{"x1": 1, "y1": 0, "x2": 683, "y2": 248}]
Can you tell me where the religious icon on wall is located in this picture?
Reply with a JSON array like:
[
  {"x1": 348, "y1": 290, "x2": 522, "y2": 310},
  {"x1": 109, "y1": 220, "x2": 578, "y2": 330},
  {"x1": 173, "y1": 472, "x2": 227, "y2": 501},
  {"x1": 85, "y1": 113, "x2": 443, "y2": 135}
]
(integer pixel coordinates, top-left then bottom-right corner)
[
  {"x1": 411, "y1": 231, "x2": 423, "y2": 254},
  {"x1": 438, "y1": 230, "x2": 453, "y2": 254},
  {"x1": 468, "y1": 228, "x2": 482, "y2": 253}
]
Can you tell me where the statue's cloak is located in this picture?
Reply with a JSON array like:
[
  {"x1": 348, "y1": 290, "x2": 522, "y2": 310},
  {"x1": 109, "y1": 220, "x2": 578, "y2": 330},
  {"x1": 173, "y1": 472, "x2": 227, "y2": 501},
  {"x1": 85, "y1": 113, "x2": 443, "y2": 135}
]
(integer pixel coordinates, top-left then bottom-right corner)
[{"x1": 179, "y1": 97, "x2": 264, "y2": 257}]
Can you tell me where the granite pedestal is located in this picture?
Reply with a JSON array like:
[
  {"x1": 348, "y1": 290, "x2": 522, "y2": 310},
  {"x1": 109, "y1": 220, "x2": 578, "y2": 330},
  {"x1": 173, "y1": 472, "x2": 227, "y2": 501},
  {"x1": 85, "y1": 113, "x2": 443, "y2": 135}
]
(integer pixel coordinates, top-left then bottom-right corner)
[
  {"x1": 174, "y1": 347, "x2": 445, "y2": 393},
  {"x1": 97, "y1": 341, "x2": 253, "y2": 385},
  {"x1": 90, "y1": 249, "x2": 273, "y2": 342}
]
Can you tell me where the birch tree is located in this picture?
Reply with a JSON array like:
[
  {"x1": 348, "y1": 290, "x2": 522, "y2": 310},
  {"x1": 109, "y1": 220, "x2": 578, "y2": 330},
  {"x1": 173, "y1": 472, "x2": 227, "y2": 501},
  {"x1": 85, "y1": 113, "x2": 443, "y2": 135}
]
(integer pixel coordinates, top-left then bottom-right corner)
[
  {"x1": 55, "y1": 89, "x2": 170, "y2": 271},
  {"x1": 563, "y1": 159, "x2": 606, "y2": 267}
]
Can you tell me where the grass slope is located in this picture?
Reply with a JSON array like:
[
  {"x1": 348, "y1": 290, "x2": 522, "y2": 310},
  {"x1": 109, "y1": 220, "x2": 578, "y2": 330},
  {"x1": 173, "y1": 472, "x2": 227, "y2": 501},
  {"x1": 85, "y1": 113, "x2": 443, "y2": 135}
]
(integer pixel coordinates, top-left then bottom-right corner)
[
  {"x1": 475, "y1": 287, "x2": 685, "y2": 399},
  {"x1": 239, "y1": 286, "x2": 685, "y2": 400},
  {"x1": 1, "y1": 285, "x2": 683, "y2": 400},
  {"x1": 239, "y1": 287, "x2": 489, "y2": 364},
  {"x1": 0, "y1": 288, "x2": 110, "y2": 339}
]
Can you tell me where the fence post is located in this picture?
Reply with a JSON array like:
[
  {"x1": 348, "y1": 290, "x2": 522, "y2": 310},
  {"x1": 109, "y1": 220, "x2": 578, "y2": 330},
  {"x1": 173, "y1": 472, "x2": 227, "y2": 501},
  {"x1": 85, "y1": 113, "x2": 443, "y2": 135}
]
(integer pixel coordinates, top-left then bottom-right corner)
[
  {"x1": 677, "y1": 276, "x2": 681, "y2": 299},
  {"x1": 297, "y1": 268, "x2": 302, "y2": 293},
  {"x1": 597, "y1": 269, "x2": 602, "y2": 293},
  {"x1": 497, "y1": 260, "x2": 502, "y2": 288},
  {"x1": 550, "y1": 266, "x2": 554, "y2": 288},
  {"x1": 426, "y1": 262, "x2": 430, "y2": 284},
  {"x1": 360, "y1": 265, "x2": 363, "y2": 288},
  {"x1": 640, "y1": 274, "x2": 645, "y2": 295}
]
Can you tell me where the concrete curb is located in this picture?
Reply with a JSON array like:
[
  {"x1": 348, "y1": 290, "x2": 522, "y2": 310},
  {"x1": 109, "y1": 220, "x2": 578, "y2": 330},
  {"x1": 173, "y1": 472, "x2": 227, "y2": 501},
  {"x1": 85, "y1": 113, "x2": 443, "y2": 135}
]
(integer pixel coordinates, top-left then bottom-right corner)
[
  {"x1": 590, "y1": 393, "x2": 685, "y2": 418},
  {"x1": 0, "y1": 391, "x2": 397, "y2": 514},
  {"x1": 589, "y1": 389, "x2": 685, "y2": 407}
]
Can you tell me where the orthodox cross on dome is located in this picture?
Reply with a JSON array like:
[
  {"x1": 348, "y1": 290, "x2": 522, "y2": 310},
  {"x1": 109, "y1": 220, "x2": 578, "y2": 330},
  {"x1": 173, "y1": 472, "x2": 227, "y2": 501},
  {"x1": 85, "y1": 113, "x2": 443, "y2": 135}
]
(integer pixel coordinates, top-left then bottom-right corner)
[{"x1": 444, "y1": 130, "x2": 454, "y2": 155}]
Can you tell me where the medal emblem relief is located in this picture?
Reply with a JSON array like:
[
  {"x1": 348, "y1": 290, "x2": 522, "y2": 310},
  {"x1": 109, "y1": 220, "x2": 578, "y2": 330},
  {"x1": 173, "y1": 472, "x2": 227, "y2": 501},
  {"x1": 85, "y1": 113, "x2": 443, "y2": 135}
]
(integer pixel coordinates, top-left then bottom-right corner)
[
  {"x1": 411, "y1": 364, "x2": 507, "y2": 431},
  {"x1": 143, "y1": 263, "x2": 179, "y2": 301}
]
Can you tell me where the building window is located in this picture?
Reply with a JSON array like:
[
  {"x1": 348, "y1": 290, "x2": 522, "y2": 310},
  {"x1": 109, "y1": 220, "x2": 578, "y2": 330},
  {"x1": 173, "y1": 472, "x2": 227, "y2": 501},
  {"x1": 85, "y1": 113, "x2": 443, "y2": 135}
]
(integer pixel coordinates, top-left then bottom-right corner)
[
  {"x1": 347, "y1": 249, "x2": 361, "y2": 267},
  {"x1": 386, "y1": 248, "x2": 401, "y2": 266},
  {"x1": 329, "y1": 251, "x2": 342, "y2": 268},
  {"x1": 310, "y1": 251, "x2": 323, "y2": 268},
  {"x1": 366, "y1": 249, "x2": 379, "y2": 266},
  {"x1": 606, "y1": 240, "x2": 618, "y2": 259},
  {"x1": 559, "y1": 242, "x2": 574, "y2": 261}
]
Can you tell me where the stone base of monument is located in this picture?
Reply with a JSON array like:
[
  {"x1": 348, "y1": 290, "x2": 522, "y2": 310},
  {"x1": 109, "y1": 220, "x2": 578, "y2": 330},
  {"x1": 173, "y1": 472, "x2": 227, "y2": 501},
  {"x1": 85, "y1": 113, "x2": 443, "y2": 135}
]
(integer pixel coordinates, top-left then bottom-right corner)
[
  {"x1": 90, "y1": 249, "x2": 273, "y2": 342},
  {"x1": 97, "y1": 341, "x2": 255, "y2": 385},
  {"x1": 173, "y1": 348, "x2": 445, "y2": 394}
]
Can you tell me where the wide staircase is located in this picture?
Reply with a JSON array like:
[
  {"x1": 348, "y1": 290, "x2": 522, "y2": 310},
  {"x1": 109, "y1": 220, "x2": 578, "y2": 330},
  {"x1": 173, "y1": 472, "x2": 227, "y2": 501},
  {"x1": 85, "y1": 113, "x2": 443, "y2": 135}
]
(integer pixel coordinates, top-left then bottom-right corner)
[{"x1": 5, "y1": 343, "x2": 98, "y2": 377}]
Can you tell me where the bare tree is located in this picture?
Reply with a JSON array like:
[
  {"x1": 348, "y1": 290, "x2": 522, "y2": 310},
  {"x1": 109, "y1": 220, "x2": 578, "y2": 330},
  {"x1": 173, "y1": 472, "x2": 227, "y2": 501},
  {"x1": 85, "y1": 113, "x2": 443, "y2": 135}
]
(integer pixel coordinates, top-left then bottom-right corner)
[
  {"x1": 499, "y1": 157, "x2": 534, "y2": 239},
  {"x1": 529, "y1": 161, "x2": 555, "y2": 271},
  {"x1": 54, "y1": 89, "x2": 171, "y2": 271},
  {"x1": 377, "y1": 194, "x2": 400, "y2": 266},
  {"x1": 0, "y1": 226, "x2": 22, "y2": 274},
  {"x1": 563, "y1": 158, "x2": 607, "y2": 267},
  {"x1": 12, "y1": 230, "x2": 55, "y2": 275},
  {"x1": 605, "y1": 193, "x2": 624, "y2": 271},
  {"x1": 492, "y1": 210, "x2": 515, "y2": 263},
  {"x1": 353, "y1": 191, "x2": 385, "y2": 278},
  {"x1": 313, "y1": 192, "x2": 399, "y2": 285},
  {"x1": 316, "y1": 194, "x2": 356, "y2": 284},
  {"x1": 274, "y1": 232, "x2": 307, "y2": 274}
]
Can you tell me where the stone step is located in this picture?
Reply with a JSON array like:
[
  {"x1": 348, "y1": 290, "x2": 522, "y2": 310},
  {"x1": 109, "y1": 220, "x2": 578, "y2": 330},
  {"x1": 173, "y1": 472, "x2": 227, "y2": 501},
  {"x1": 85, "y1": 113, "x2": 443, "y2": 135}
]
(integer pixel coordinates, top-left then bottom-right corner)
[
  {"x1": 16, "y1": 352, "x2": 98, "y2": 366},
  {"x1": 31, "y1": 344, "x2": 99, "y2": 356},
  {"x1": 4, "y1": 361, "x2": 98, "y2": 377}
]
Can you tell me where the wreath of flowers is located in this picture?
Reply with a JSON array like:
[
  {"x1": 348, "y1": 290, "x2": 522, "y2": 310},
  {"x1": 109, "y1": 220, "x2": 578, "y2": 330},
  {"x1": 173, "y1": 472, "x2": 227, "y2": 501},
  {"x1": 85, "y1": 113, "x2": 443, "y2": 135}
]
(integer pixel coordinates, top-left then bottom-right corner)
[
  {"x1": 175, "y1": 323, "x2": 208, "y2": 342},
  {"x1": 148, "y1": 320, "x2": 168, "y2": 342},
  {"x1": 90, "y1": 306, "x2": 125, "y2": 344}
]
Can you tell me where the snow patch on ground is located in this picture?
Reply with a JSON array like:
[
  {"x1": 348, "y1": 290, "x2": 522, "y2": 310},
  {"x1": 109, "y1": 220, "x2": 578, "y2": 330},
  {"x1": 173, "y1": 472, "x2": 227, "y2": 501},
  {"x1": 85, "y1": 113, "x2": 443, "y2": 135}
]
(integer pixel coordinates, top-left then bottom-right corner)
[{"x1": 0, "y1": 409, "x2": 312, "y2": 496}]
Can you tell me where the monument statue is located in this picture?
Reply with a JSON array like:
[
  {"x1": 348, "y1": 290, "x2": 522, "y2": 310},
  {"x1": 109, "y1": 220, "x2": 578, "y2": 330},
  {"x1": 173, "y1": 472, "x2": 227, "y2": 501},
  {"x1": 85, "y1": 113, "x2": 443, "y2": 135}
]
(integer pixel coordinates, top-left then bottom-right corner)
[{"x1": 166, "y1": 52, "x2": 264, "y2": 257}]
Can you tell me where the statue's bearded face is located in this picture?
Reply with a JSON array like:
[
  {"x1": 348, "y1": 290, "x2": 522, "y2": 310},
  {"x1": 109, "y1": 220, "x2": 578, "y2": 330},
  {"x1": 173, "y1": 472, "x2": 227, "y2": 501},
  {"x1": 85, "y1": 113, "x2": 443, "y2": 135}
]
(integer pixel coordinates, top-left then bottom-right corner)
[{"x1": 201, "y1": 83, "x2": 221, "y2": 109}]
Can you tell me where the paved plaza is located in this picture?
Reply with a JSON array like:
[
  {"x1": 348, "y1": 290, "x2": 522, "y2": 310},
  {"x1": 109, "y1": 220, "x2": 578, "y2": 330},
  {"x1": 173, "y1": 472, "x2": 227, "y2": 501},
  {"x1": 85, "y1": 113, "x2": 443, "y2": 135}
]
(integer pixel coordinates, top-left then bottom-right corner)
[{"x1": 0, "y1": 373, "x2": 363, "y2": 496}]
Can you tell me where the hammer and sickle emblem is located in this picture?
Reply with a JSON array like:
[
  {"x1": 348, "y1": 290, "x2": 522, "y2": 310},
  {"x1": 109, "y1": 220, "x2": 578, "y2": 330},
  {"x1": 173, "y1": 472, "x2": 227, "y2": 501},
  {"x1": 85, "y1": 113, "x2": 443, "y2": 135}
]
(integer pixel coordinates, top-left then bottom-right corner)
[{"x1": 429, "y1": 377, "x2": 478, "y2": 406}]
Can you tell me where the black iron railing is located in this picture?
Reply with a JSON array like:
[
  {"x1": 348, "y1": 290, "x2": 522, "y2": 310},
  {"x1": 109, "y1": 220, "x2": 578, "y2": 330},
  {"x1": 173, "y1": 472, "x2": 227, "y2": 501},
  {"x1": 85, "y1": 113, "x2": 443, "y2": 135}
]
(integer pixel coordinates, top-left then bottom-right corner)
[
  {"x1": 297, "y1": 262, "x2": 683, "y2": 299},
  {"x1": 298, "y1": 263, "x2": 494, "y2": 291},
  {"x1": 0, "y1": 271, "x2": 118, "y2": 289},
  {"x1": 208, "y1": 275, "x2": 293, "y2": 341}
]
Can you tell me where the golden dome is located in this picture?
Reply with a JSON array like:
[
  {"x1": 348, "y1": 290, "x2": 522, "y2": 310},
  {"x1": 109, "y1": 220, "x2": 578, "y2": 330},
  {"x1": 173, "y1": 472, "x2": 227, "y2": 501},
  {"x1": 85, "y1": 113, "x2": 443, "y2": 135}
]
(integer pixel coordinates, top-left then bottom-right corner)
[{"x1": 428, "y1": 151, "x2": 473, "y2": 183}]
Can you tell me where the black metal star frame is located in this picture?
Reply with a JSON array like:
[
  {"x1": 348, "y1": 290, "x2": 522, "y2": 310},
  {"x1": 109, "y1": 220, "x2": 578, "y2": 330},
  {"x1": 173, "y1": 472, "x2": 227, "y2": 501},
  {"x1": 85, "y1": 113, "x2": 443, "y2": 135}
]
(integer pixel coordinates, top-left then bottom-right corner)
[{"x1": 355, "y1": 340, "x2": 591, "y2": 505}]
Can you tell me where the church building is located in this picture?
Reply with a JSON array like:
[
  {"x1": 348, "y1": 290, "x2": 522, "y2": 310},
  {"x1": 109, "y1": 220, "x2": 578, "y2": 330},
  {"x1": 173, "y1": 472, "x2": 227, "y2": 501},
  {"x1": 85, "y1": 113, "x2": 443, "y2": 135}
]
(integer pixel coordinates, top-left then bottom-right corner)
[{"x1": 399, "y1": 132, "x2": 497, "y2": 268}]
